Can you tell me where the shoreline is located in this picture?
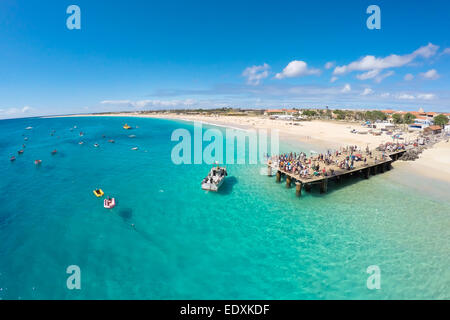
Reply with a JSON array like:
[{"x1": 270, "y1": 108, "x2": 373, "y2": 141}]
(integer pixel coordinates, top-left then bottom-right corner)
[{"x1": 43, "y1": 112, "x2": 450, "y2": 184}]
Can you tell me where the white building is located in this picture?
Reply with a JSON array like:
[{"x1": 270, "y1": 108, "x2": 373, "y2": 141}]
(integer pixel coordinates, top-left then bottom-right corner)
[{"x1": 409, "y1": 117, "x2": 433, "y2": 131}]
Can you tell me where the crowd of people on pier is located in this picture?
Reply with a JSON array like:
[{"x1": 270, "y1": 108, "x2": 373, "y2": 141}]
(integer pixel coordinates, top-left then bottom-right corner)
[{"x1": 269, "y1": 145, "x2": 387, "y2": 179}]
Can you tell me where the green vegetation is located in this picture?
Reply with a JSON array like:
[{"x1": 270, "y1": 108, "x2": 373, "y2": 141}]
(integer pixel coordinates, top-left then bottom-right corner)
[
  {"x1": 354, "y1": 111, "x2": 365, "y2": 121},
  {"x1": 403, "y1": 112, "x2": 416, "y2": 124},
  {"x1": 434, "y1": 114, "x2": 449, "y2": 127},
  {"x1": 392, "y1": 113, "x2": 403, "y2": 124},
  {"x1": 332, "y1": 109, "x2": 347, "y2": 120},
  {"x1": 302, "y1": 110, "x2": 318, "y2": 118},
  {"x1": 363, "y1": 110, "x2": 387, "y2": 122}
]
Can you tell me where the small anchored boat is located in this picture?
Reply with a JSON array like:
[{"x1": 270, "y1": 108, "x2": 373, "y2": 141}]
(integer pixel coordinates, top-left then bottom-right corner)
[
  {"x1": 51, "y1": 149, "x2": 57, "y2": 155},
  {"x1": 18, "y1": 150, "x2": 24, "y2": 155},
  {"x1": 34, "y1": 160, "x2": 42, "y2": 165},
  {"x1": 94, "y1": 143, "x2": 99, "y2": 148},
  {"x1": 108, "y1": 139, "x2": 115, "y2": 143},
  {"x1": 201, "y1": 165, "x2": 227, "y2": 191},
  {"x1": 123, "y1": 124, "x2": 132, "y2": 130},
  {"x1": 104, "y1": 197, "x2": 116, "y2": 209},
  {"x1": 131, "y1": 147, "x2": 138, "y2": 150},
  {"x1": 10, "y1": 156, "x2": 16, "y2": 162}
]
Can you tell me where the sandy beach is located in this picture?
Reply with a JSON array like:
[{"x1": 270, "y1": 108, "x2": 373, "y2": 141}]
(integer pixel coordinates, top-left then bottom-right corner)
[
  {"x1": 47, "y1": 112, "x2": 450, "y2": 183},
  {"x1": 393, "y1": 140, "x2": 450, "y2": 182}
]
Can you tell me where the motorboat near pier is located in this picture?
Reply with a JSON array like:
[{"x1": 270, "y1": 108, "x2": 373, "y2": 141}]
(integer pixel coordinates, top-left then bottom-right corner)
[{"x1": 201, "y1": 166, "x2": 227, "y2": 191}]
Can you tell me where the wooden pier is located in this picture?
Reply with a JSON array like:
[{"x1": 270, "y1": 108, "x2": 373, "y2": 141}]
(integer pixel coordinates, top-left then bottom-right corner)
[{"x1": 269, "y1": 150, "x2": 406, "y2": 197}]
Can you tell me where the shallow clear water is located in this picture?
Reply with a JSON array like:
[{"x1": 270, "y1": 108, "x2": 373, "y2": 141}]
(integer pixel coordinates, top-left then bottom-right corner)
[{"x1": 0, "y1": 116, "x2": 449, "y2": 299}]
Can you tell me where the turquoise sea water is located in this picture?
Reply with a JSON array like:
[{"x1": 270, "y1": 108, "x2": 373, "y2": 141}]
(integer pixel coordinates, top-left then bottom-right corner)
[{"x1": 0, "y1": 116, "x2": 449, "y2": 300}]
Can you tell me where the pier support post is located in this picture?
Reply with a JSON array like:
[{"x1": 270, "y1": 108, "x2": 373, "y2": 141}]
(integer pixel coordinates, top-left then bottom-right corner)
[
  {"x1": 371, "y1": 165, "x2": 377, "y2": 175},
  {"x1": 286, "y1": 176, "x2": 292, "y2": 188},
  {"x1": 305, "y1": 183, "x2": 312, "y2": 192},
  {"x1": 267, "y1": 166, "x2": 273, "y2": 177},
  {"x1": 387, "y1": 162, "x2": 392, "y2": 171},
  {"x1": 276, "y1": 171, "x2": 281, "y2": 183},
  {"x1": 380, "y1": 163, "x2": 385, "y2": 173},
  {"x1": 364, "y1": 168, "x2": 370, "y2": 179},
  {"x1": 320, "y1": 179, "x2": 328, "y2": 194},
  {"x1": 296, "y1": 182, "x2": 302, "y2": 197}
]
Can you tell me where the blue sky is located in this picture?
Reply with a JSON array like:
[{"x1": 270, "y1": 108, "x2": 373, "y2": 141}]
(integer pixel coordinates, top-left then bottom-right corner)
[{"x1": 0, "y1": 0, "x2": 449, "y2": 118}]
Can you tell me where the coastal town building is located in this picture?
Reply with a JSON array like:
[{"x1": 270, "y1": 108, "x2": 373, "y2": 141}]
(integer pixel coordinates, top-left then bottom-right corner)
[
  {"x1": 445, "y1": 125, "x2": 450, "y2": 134},
  {"x1": 424, "y1": 125, "x2": 443, "y2": 135},
  {"x1": 262, "y1": 108, "x2": 449, "y2": 133},
  {"x1": 409, "y1": 117, "x2": 433, "y2": 131}
]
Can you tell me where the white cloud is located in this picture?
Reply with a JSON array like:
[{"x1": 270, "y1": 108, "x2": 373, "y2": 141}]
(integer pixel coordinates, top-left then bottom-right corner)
[
  {"x1": 356, "y1": 69, "x2": 380, "y2": 80},
  {"x1": 242, "y1": 63, "x2": 270, "y2": 85},
  {"x1": 404, "y1": 73, "x2": 414, "y2": 81},
  {"x1": 374, "y1": 71, "x2": 395, "y2": 83},
  {"x1": 22, "y1": 106, "x2": 32, "y2": 113},
  {"x1": 361, "y1": 88, "x2": 374, "y2": 96},
  {"x1": 443, "y1": 48, "x2": 450, "y2": 55},
  {"x1": 417, "y1": 93, "x2": 436, "y2": 100},
  {"x1": 333, "y1": 43, "x2": 439, "y2": 76},
  {"x1": 419, "y1": 69, "x2": 440, "y2": 80},
  {"x1": 414, "y1": 43, "x2": 440, "y2": 58},
  {"x1": 356, "y1": 69, "x2": 394, "y2": 83},
  {"x1": 381, "y1": 91, "x2": 434, "y2": 101},
  {"x1": 324, "y1": 61, "x2": 335, "y2": 69},
  {"x1": 275, "y1": 60, "x2": 320, "y2": 79},
  {"x1": 341, "y1": 84, "x2": 351, "y2": 93},
  {"x1": 330, "y1": 76, "x2": 338, "y2": 83},
  {"x1": 3, "y1": 108, "x2": 19, "y2": 115},
  {"x1": 397, "y1": 94, "x2": 415, "y2": 100},
  {"x1": 393, "y1": 92, "x2": 436, "y2": 101},
  {"x1": 101, "y1": 99, "x2": 197, "y2": 109},
  {"x1": 0, "y1": 105, "x2": 33, "y2": 117}
]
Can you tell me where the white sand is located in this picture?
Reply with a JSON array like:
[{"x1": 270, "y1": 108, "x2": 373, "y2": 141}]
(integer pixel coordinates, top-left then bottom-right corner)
[
  {"x1": 393, "y1": 140, "x2": 450, "y2": 182},
  {"x1": 146, "y1": 113, "x2": 420, "y2": 148}
]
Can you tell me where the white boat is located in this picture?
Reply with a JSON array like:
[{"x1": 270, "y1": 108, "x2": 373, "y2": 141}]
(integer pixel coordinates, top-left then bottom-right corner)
[{"x1": 201, "y1": 166, "x2": 227, "y2": 191}]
